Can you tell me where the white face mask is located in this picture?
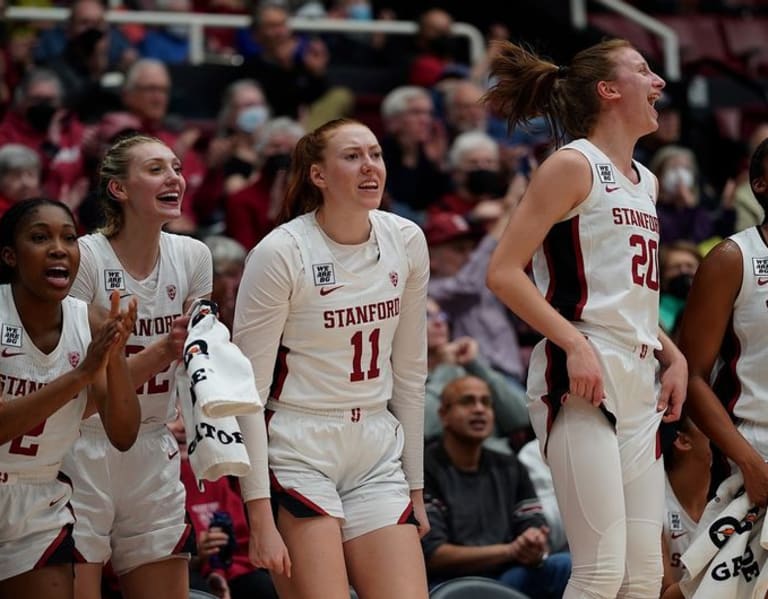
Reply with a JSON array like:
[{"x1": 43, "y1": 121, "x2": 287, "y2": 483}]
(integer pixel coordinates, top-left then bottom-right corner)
[
  {"x1": 236, "y1": 105, "x2": 269, "y2": 134},
  {"x1": 662, "y1": 166, "x2": 694, "y2": 194}
]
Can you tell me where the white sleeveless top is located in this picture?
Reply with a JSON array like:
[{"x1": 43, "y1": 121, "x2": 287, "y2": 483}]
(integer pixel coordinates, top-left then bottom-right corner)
[
  {"x1": 70, "y1": 232, "x2": 212, "y2": 427},
  {"x1": 712, "y1": 226, "x2": 768, "y2": 429},
  {"x1": 664, "y1": 475, "x2": 698, "y2": 582},
  {"x1": 0, "y1": 285, "x2": 90, "y2": 472},
  {"x1": 531, "y1": 139, "x2": 661, "y2": 350}
]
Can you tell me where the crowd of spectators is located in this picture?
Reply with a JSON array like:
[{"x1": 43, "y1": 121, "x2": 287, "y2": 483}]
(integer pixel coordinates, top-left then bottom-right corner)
[{"x1": 2, "y1": 0, "x2": 768, "y2": 597}]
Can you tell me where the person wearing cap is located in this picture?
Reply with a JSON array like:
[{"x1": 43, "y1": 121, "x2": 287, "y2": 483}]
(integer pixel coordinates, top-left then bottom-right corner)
[{"x1": 426, "y1": 195, "x2": 529, "y2": 395}]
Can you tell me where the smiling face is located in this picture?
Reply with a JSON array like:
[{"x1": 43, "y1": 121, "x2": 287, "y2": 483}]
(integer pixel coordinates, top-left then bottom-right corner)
[
  {"x1": 109, "y1": 141, "x2": 186, "y2": 228},
  {"x1": 310, "y1": 123, "x2": 386, "y2": 213},
  {"x1": 1, "y1": 203, "x2": 79, "y2": 302},
  {"x1": 603, "y1": 47, "x2": 666, "y2": 136}
]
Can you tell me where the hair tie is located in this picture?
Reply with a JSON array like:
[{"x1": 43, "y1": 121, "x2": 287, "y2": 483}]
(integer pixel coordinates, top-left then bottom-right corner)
[{"x1": 556, "y1": 65, "x2": 569, "y2": 78}]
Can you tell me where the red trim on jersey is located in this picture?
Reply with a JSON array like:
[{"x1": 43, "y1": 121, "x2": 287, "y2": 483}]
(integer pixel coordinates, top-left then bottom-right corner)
[
  {"x1": 34, "y1": 526, "x2": 69, "y2": 569},
  {"x1": 570, "y1": 217, "x2": 588, "y2": 321},
  {"x1": 171, "y1": 523, "x2": 192, "y2": 554},
  {"x1": 542, "y1": 216, "x2": 588, "y2": 321},
  {"x1": 269, "y1": 471, "x2": 330, "y2": 516},
  {"x1": 270, "y1": 344, "x2": 290, "y2": 400},
  {"x1": 655, "y1": 425, "x2": 662, "y2": 460},
  {"x1": 712, "y1": 318, "x2": 742, "y2": 417},
  {"x1": 398, "y1": 502, "x2": 414, "y2": 524}
]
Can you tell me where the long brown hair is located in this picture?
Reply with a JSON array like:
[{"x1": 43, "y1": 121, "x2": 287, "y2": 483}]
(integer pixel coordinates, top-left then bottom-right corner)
[
  {"x1": 484, "y1": 38, "x2": 632, "y2": 146},
  {"x1": 280, "y1": 118, "x2": 363, "y2": 223}
]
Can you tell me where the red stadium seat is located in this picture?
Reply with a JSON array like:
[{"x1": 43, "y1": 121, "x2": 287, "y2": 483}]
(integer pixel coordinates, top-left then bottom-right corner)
[
  {"x1": 655, "y1": 15, "x2": 738, "y2": 70},
  {"x1": 589, "y1": 13, "x2": 661, "y2": 63},
  {"x1": 721, "y1": 17, "x2": 768, "y2": 75}
]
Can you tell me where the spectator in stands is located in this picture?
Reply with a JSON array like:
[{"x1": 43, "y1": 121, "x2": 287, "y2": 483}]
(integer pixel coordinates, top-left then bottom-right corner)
[
  {"x1": 167, "y1": 416, "x2": 278, "y2": 599},
  {"x1": 41, "y1": 0, "x2": 136, "y2": 123},
  {"x1": 426, "y1": 207, "x2": 528, "y2": 392},
  {"x1": 659, "y1": 240, "x2": 702, "y2": 339},
  {"x1": 441, "y1": 79, "x2": 488, "y2": 142},
  {"x1": 120, "y1": 58, "x2": 206, "y2": 232},
  {"x1": 225, "y1": 117, "x2": 304, "y2": 250},
  {"x1": 651, "y1": 144, "x2": 735, "y2": 245},
  {"x1": 380, "y1": 85, "x2": 449, "y2": 222},
  {"x1": 422, "y1": 375, "x2": 571, "y2": 597},
  {"x1": 408, "y1": 8, "x2": 462, "y2": 88},
  {"x1": 731, "y1": 122, "x2": 768, "y2": 232},
  {"x1": 425, "y1": 296, "x2": 528, "y2": 448},
  {"x1": 659, "y1": 418, "x2": 710, "y2": 599},
  {"x1": 139, "y1": 0, "x2": 194, "y2": 64},
  {"x1": 431, "y1": 130, "x2": 509, "y2": 219},
  {"x1": 0, "y1": 144, "x2": 40, "y2": 218},
  {"x1": 0, "y1": 68, "x2": 89, "y2": 207},
  {"x1": 633, "y1": 91, "x2": 682, "y2": 166},
  {"x1": 203, "y1": 234, "x2": 246, "y2": 332},
  {"x1": 35, "y1": 0, "x2": 136, "y2": 72},
  {"x1": 195, "y1": 79, "x2": 271, "y2": 231},
  {"x1": 238, "y1": 1, "x2": 353, "y2": 130}
]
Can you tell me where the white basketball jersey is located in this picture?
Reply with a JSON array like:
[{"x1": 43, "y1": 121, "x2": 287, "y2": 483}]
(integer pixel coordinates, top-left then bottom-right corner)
[
  {"x1": 0, "y1": 285, "x2": 90, "y2": 472},
  {"x1": 663, "y1": 476, "x2": 697, "y2": 583},
  {"x1": 712, "y1": 227, "x2": 768, "y2": 425},
  {"x1": 271, "y1": 210, "x2": 412, "y2": 410},
  {"x1": 71, "y1": 232, "x2": 212, "y2": 425},
  {"x1": 531, "y1": 139, "x2": 661, "y2": 350}
]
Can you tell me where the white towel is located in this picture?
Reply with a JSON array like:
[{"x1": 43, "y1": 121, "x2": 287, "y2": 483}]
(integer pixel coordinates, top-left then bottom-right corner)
[
  {"x1": 175, "y1": 363, "x2": 251, "y2": 489},
  {"x1": 679, "y1": 472, "x2": 768, "y2": 599},
  {"x1": 184, "y1": 299, "x2": 262, "y2": 417}
]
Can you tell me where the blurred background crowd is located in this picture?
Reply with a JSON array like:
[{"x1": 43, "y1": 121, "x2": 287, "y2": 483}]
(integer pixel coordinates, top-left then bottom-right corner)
[{"x1": 1, "y1": 0, "x2": 767, "y2": 597}]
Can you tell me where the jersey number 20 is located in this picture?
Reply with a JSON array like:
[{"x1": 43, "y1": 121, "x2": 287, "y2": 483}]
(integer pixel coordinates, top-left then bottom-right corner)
[{"x1": 630, "y1": 234, "x2": 659, "y2": 290}]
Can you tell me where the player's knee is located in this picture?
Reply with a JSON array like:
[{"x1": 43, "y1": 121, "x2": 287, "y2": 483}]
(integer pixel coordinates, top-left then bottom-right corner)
[{"x1": 567, "y1": 553, "x2": 625, "y2": 598}]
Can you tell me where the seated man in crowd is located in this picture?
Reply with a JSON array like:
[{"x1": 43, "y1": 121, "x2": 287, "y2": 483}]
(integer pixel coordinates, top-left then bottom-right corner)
[
  {"x1": 425, "y1": 296, "x2": 528, "y2": 450},
  {"x1": 422, "y1": 375, "x2": 571, "y2": 598}
]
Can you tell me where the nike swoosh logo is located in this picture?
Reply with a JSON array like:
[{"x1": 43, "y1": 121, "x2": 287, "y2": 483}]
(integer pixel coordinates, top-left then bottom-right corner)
[
  {"x1": 168, "y1": 450, "x2": 179, "y2": 460},
  {"x1": 319, "y1": 285, "x2": 344, "y2": 296},
  {"x1": 605, "y1": 186, "x2": 620, "y2": 193},
  {"x1": 758, "y1": 277, "x2": 768, "y2": 286},
  {"x1": 671, "y1": 532, "x2": 687, "y2": 539},
  {"x1": 49, "y1": 495, "x2": 66, "y2": 507},
  {"x1": 1, "y1": 348, "x2": 24, "y2": 357},
  {"x1": 119, "y1": 293, "x2": 132, "y2": 299}
]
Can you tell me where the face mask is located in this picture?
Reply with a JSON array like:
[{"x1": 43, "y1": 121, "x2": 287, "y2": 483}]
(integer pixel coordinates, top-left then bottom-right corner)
[
  {"x1": 465, "y1": 169, "x2": 506, "y2": 198},
  {"x1": 662, "y1": 166, "x2": 694, "y2": 194},
  {"x1": 428, "y1": 34, "x2": 457, "y2": 58},
  {"x1": 346, "y1": 3, "x2": 372, "y2": 20},
  {"x1": 666, "y1": 273, "x2": 694, "y2": 300},
  {"x1": 236, "y1": 105, "x2": 269, "y2": 134},
  {"x1": 72, "y1": 27, "x2": 104, "y2": 55},
  {"x1": 262, "y1": 153, "x2": 291, "y2": 179},
  {"x1": 25, "y1": 102, "x2": 57, "y2": 132}
]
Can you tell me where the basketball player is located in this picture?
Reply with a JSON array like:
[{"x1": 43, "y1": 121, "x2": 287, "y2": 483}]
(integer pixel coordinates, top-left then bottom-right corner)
[
  {"x1": 233, "y1": 118, "x2": 430, "y2": 599},
  {"x1": 484, "y1": 40, "x2": 688, "y2": 598},
  {"x1": 61, "y1": 135, "x2": 213, "y2": 599},
  {"x1": 659, "y1": 418, "x2": 710, "y2": 599},
  {"x1": 0, "y1": 199, "x2": 140, "y2": 599},
  {"x1": 679, "y1": 137, "x2": 768, "y2": 509}
]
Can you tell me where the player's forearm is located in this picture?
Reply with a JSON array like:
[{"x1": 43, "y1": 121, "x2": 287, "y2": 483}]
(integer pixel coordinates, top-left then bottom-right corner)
[{"x1": 101, "y1": 355, "x2": 141, "y2": 451}]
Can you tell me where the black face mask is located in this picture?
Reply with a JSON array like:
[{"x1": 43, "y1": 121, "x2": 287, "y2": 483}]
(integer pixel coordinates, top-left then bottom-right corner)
[
  {"x1": 465, "y1": 169, "x2": 507, "y2": 198},
  {"x1": 666, "y1": 273, "x2": 694, "y2": 300},
  {"x1": 262, "y1": 153, "x2": 291, "y2": 179},
  {"x1": 25, "y1": 102, "x2": 57, "y2": 132},
  {"x1": 71, "y1": 27, "x2": 105, "y2": 56},
  {"x1": 428, "y1": 34, "x2": 456, "y2": 59}
]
